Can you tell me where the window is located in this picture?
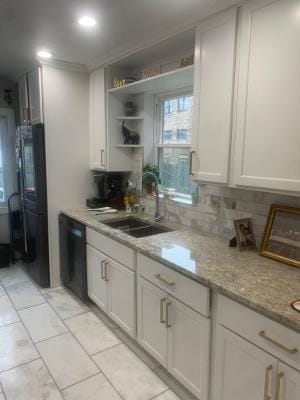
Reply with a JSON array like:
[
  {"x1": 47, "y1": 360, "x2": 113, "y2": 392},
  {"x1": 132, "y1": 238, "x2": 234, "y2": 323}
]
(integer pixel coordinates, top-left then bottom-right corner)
[
  {"x1": 178, "y1": 96, "x2": 189, "y2": 112},
  {"x1": 0, "y1": 109, "x2": 15, "y2": 205},
  {"x1": 157, "y1": 93, "x2": 197, "y2": 204}
]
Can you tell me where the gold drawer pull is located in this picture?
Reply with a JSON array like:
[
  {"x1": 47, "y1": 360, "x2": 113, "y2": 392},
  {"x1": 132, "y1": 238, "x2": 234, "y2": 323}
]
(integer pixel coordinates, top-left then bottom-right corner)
[
  {"x1": 166, "y1": 301, "x2": 172, "y2": 328},
  {"x1": 155, "y1": 274, "x2": 175, "y2": 287},
  {"x1": 275, "y1": 372, "x2": 284, "y2": 400},
  {"x1": 264, "y1": 365, "x2": 273, "y2": 400},
  {"x1": 160, "y1": 298, "x2": 166, "y2": 324},
  {"x1": 259, "y1": 331, "x2": 298, "y2": 355}
]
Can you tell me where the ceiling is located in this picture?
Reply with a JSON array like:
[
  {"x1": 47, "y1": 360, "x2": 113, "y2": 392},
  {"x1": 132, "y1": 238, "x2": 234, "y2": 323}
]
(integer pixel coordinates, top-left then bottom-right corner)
[{"x1": 0, "y1": 0, "x2": 239, "y2": 81}]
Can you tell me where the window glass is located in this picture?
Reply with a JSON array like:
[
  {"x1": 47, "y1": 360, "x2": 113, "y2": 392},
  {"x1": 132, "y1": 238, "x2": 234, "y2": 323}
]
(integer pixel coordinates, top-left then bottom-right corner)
[{"x1": 158, "y1": 93, "x2": 197, "y2": 204}]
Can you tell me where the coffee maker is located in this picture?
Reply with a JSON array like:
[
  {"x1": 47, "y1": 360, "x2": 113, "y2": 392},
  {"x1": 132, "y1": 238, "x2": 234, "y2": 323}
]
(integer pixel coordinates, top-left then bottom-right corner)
[{"x1": 86, "y1": 172, "x2": 124, "y2": 209}]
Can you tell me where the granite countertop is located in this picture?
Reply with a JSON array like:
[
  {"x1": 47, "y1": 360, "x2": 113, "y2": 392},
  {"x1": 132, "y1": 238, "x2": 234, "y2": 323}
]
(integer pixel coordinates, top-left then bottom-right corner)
[{"x1": 62, "y1": 208, "x2": 300, "y2": 333}]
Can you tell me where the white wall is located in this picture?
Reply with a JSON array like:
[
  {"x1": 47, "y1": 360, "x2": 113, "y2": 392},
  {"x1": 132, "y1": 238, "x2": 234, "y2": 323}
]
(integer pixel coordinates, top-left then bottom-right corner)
[{"x1": 42, "y1": 65, "x2": 94, "y2": 287}]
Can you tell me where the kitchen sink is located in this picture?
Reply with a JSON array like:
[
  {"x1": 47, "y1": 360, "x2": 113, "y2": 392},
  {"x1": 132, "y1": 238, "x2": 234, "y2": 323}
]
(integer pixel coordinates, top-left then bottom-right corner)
[{"x1": 102, "y1": 217, "x2": 173, "y2": 237}]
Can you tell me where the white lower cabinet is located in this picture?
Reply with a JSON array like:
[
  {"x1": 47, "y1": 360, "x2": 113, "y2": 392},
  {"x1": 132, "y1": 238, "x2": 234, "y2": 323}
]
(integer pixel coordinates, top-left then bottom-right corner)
[
  {"x1": 137, "y1": 276, "x2": 210, "y2": 399},
  {"x1": 86, "y1": 244, "x2": 136, "y2": 337},
  {"x1": 277, "y1": 362, "x2": 300, "y2": 400},
  {"x1": 212, "y1": 325, "x2": 277, "y2": 400},
  {"x1": 87, "y1": 244, "x2": 108, "y2": 311},
  {"x1": 107, "y1": 257, "x2": 135, "y2": 336},
  {"x1": 137, "y1": 276, "x2": 168, "y2": 366}
]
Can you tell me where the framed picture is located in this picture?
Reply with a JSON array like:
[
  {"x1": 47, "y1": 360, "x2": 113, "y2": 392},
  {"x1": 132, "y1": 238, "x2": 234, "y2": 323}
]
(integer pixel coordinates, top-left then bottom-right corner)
[
  {"x1": 260, "y1": 205, "x2": 300, "y2": 268},
  {"x1": 234, "y1": 218, "x2": 256, "y2": 251}
]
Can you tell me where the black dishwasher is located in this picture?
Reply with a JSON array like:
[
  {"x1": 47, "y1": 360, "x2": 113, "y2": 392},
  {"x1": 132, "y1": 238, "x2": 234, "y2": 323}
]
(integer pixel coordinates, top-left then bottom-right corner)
[{"x1": 59, "y1": 214, "x2": 87, "y2": 300}]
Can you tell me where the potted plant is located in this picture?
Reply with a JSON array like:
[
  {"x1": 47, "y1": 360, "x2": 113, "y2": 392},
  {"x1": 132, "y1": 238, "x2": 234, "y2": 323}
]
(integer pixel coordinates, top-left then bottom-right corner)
[{"x1": 142, "y1": 164, "x2": 161, "y2": 195}]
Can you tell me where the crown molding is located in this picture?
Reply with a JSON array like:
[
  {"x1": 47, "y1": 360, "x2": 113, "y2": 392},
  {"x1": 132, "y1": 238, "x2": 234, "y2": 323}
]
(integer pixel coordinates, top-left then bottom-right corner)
[{"x1": 39, "y1": 59, "x2": 87, "y2": 73}]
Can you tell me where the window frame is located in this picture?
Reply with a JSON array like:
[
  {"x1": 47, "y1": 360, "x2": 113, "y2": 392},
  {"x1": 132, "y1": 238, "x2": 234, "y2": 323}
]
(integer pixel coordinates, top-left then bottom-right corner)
[
  {"x1": 0, "y1": 108, "x2": 16, "y2": 209},
  {"x1": 154, "y1": 88, "x2": 196, "y2": 204}
]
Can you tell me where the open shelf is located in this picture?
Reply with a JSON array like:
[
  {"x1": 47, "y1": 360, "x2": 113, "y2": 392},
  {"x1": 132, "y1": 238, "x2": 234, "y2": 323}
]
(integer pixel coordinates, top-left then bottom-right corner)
[
  {"x1": 114, "y1": 144, "x2": 144, "y2": 148},
  {"x1": 116, "y1": 116, "x2": 144, "y2": 120},
  {"x1": 108, "y1": 65, "x2": 194, "y2": 95}
]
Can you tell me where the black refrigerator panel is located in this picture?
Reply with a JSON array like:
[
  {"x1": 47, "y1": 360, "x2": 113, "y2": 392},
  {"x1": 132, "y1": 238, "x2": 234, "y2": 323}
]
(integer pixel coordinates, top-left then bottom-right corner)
[
  {"x1": 59, "y1": 214, "x2": 87, "y2": 300},
  {"x1": 24, "y1": 208, "x2": 50, "y2": 287},
  {"x1": 21, "y1": 124, "x2": 47, "y2": 214}
]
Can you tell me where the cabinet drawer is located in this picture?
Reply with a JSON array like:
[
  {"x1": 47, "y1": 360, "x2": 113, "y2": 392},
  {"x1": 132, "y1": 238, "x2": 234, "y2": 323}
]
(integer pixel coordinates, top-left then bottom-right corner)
[
  {"x1": 86, "y1": 228, "x2": 135, "y2": 271},
  {"x1": 137, "y1": 254, "x2": 210, "y2": 317},
  {"x1": 217, "y1": 295, "x2": 300, "y2": 371}
]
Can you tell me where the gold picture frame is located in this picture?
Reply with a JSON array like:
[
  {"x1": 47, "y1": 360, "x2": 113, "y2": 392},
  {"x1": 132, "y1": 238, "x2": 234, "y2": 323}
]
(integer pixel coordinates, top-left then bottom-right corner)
[{"x1": 260, "y1": 204, "x2": 300, "y2": 268}]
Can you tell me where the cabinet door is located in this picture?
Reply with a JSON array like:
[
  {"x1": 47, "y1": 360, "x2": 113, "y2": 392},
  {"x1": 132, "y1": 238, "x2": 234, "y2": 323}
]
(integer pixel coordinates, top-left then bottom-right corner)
[
  {"x1": 137, "y1": 276, "x2": 168, "y2": 367},
  {"x1": 167, "y1": 296, "x2": 210, "y2": 399},
  {"x1": 191, "y1": 8, "x2": 237, "y2": 184},
  {"x1": 276, "y1": 362, "x2": 300, "y2": 400},
  {"x1": 86, "y1": 244, "x2": 108, "y2": 311},
  {"x1": 18, "y1": 75, "x2": 29, "y2": 124},
  {"x1": 107, "y1": 258, "x2": 136, "y2": 337},
  {"x1": 27, "y1": 67, "x2": 43, "y2": 124},
  {"x1": 233, "y1": 0, "x2": 300, "y2": 192},
  {"x1": 89, "y1": 67, "x2": 107, "y2": 169},
  {"x1": 211, "y1": 325, "x2": 277, "y2": 400}
]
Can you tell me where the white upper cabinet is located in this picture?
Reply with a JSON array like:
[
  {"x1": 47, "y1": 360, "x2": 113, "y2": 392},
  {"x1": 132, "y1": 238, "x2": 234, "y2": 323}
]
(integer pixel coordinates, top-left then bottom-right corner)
[
  {"x1": 191, "y1": 8, "x2": 237, "y2": 183},
  {"x1": 18, "y1": 67, "x2": 43, "y2": 125},
  {"x1": 18, "y1": 75, "x2": 29, "y2": 124},
  {"x1": 89, "y1": 67, "x2": 107, "y2": 170},
  {"x1": 233, "y1": 0, "x2": 300, "y2": 192},
  {"x1": 27, "y1": 67, "x2": 43, "y2": 125}
]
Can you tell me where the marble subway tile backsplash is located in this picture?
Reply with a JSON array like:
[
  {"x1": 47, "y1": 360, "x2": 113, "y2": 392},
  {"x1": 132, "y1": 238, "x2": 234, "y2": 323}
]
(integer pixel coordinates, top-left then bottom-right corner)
[{"x1": 144, "y1": 184, "x2": 300, "y2": 245}]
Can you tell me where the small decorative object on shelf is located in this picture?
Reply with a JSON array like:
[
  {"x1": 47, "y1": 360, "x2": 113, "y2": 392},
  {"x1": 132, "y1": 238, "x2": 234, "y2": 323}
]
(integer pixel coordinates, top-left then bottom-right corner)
[
  {"x1": 113, "y1": 77, "x2": 136, "y2": 88},
  {"x1": 180, "y1": 55, "x2": 194, "y2": 68},
  {"x1": 260, "y1": 204, "x2": 300, "y2": 267},
  {"x1": 141, "y1": 65, "x2": 161, "y2": 80},
  {"x1": 234, "y1": 218, "x2": 256, "y2": 251},
  {"x1": 122, "y1": 120, "x2": 140, "y2": 145},
  {"x1": 124, "y1": 101, "x2": 136, "y2": 116}
]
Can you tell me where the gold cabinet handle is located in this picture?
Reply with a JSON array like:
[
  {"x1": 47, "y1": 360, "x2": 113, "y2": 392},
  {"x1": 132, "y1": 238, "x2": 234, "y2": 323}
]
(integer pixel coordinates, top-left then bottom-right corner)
[
  {"x1": 275, "y1": 372, "x2": 284, "y2": 400},
  {"x1": 100, "y1": 260, "x2": 105, "y2": 280},
  {"x1": 166, "y1": 301, "x2": 171, "y2": 328},
  {"x1": 155, "y1": 274, "x2": 175, "y2": 287},
  {"x1": 160, "y1": 298, "x2": 166, "y2": 324},
  {"x1": 104, "y1": 261, "x2": 109, "y2": 282},
  {"x1": 264, "y1": 365, "x2": 273, "y2": 400},
  {"x1": 189, "y1": 150, "x2": 195, "y2": 175},
  {"x1": 259, "y1": 331, "x2": 298, "y2": 355},
  {"x1": 100, "y1": 149, "x2": 105, "y2": 166}
]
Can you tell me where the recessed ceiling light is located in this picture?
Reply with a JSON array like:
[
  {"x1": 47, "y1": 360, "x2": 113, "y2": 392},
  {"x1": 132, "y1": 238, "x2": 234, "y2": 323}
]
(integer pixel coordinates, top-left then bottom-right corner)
[
  {"x1": 37, "y1": 50, "x2": 52, "y2": 59},
  {"x1": 78, "y1": 16, "x2": 97, "y2": 27}
]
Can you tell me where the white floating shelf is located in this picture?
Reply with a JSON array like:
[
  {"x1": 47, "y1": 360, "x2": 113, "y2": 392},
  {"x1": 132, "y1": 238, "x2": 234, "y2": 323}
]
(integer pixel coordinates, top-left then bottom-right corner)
[
  {"x1": 108, "y1": 65, "x2": 194, "y2": 95},
  {"x1": 116, "y1": 116, "x2": 144, "y2": 120},
  {"x1": 114, "y1": 144, "x2": 144, "y2": 148}
]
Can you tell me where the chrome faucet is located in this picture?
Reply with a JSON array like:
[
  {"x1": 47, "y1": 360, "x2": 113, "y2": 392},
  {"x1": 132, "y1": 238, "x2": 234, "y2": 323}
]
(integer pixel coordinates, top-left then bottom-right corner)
[{"x1": 154, "y1": 181, "x2": 162, "y2": 222}]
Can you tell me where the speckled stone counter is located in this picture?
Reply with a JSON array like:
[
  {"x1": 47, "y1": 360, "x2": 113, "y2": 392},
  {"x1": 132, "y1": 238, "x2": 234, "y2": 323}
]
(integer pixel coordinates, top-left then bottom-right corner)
[{"x1": 62, "y1": 208, "x2": 300, "y2": 333}]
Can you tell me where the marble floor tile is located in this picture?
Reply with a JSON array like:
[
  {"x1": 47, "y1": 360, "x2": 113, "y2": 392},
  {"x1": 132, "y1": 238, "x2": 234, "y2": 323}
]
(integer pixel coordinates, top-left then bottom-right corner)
[
  {"x1": 154, "y1": 390, "x2": 182, "y2": 400},
  {"x1": 89, "y1": 302, "x2": 119, "y2": 330},
  {"x1": 0, "y1": 284, "x2": 5, "y2": 297},
  {"x1": 19, "y1": 303, "x2": 68, "y2": 343},
  {"x1": 0, "y1": 295, "x2": 20, "y2": 327},
  {"x1": 0, "y1": 265, "x2": 29, "y2": 288},
  {"x1": 36, "y1": 332, "x2": 99, "y2": 389},
  {"x1": 62, "y1": 373, "x2": 122, "y2": 400},
  {"x1": 0, "y1": 322, "x2": 39, "y2": 372},
  {"x1": 6, "y1": 281, "x2": 46, "y2": 310},
  {"x1": 44, "y1": 287, "x2": 88, "y2": 320},
  {"x1": 93, "y1": 344, "x2": 167, "y2": 400},
  {"x1": 0, "y1": 394, "x2": 4, "y2": 400},
  {"x1": 65, "y1": 312, "x2": 121, "y2": 355},
  {"x1": 0, "y1": 359, "x2": 63, "y2": 400}
]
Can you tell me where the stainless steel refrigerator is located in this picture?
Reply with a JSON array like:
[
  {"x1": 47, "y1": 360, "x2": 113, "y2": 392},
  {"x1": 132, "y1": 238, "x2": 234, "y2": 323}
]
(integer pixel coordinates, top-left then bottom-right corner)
[{"x1": 16, "y1": 124, "x2": 50, "y2": 287}]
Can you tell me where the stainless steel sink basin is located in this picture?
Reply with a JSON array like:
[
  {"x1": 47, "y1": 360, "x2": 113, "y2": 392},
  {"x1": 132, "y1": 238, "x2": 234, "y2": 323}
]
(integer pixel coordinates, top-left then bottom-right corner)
[{"x1": 102, "y1": 217, "x2": 173, "y2": 237}]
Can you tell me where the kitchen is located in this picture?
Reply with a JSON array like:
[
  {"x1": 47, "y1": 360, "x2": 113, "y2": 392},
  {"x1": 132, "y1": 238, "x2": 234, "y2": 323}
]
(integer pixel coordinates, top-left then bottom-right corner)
[{"x1": 0, "y1": 0, "x2": 300, "y2": 399}]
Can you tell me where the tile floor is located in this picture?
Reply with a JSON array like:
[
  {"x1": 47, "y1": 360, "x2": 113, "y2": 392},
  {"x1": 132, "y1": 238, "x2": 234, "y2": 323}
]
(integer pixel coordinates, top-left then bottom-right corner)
[{"x1": 0, "y1": 264, "x2": 196, "y2": 400}]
